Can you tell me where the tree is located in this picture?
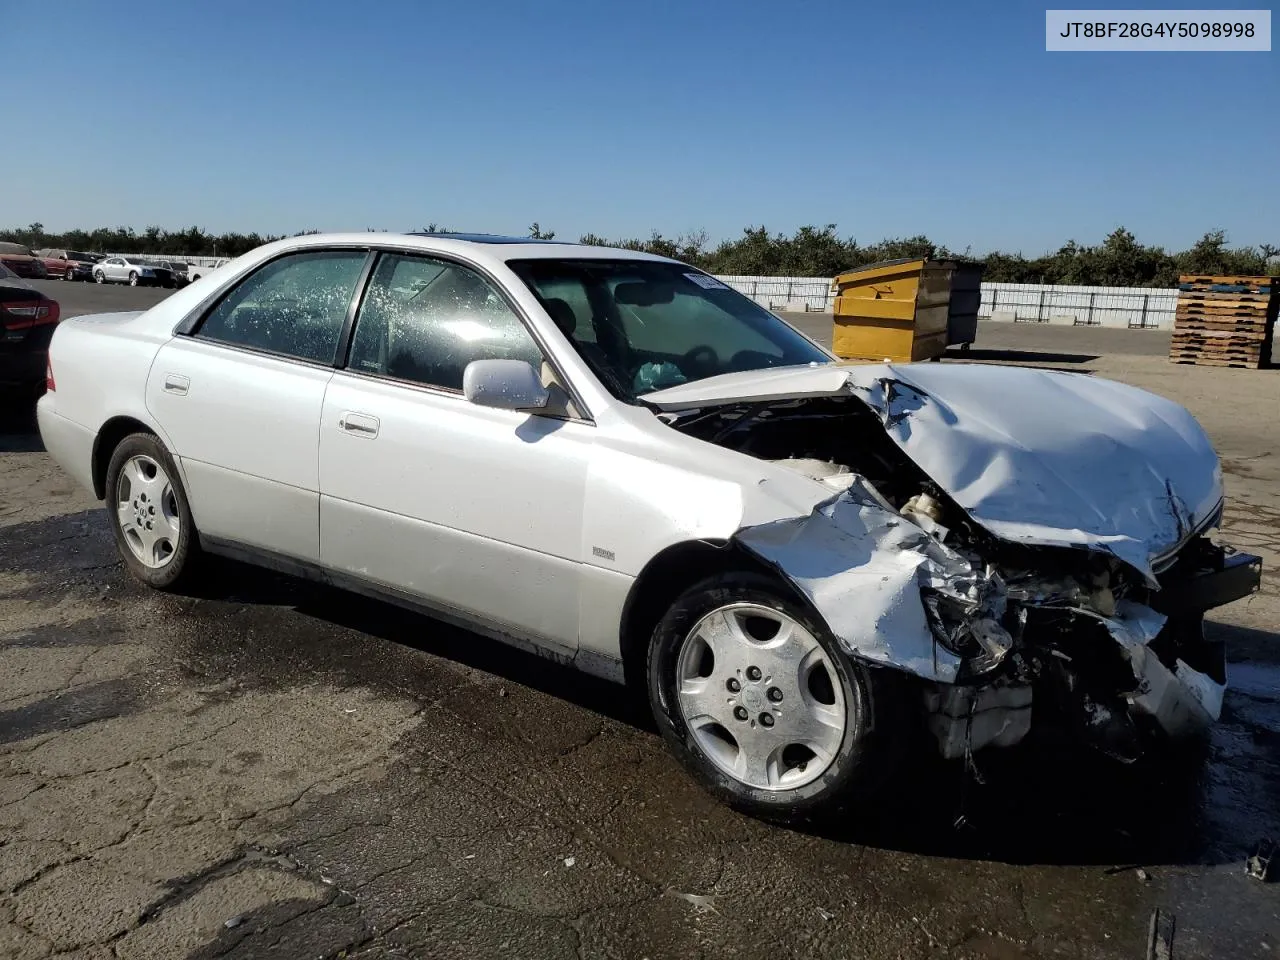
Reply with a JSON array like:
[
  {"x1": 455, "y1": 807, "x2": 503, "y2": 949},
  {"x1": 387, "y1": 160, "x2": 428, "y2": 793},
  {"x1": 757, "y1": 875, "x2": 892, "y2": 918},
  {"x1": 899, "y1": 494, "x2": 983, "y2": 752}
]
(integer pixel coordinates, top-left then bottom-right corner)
[
  {"x1": 0, "y1": 221, "x2": 1269, "y2": 284},
  {"x1": 1176, "y1": 230, "x2": 1268, "y2": 278}
]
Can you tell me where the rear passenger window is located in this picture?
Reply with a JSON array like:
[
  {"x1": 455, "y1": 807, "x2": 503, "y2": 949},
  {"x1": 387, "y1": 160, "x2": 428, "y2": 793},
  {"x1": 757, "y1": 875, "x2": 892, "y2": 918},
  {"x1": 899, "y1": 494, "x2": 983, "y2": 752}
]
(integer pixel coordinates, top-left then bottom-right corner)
[
  {"x1": 196, "y1": 251, "x2": 367, "y2": 364},
  {"x1": 348, "y1": 254, "x2": 544, "y2": 391}
]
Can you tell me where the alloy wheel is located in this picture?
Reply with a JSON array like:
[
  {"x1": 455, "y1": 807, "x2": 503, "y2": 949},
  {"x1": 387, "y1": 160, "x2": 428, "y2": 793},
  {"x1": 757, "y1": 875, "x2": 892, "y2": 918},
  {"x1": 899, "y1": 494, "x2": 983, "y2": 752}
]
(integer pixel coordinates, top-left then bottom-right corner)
[
  {"x1": 114, "y1": 455, "x2": 181, "y2": 569},
  {"x1": 675, "y1": 602, "x2": 847, "y2": 791}
]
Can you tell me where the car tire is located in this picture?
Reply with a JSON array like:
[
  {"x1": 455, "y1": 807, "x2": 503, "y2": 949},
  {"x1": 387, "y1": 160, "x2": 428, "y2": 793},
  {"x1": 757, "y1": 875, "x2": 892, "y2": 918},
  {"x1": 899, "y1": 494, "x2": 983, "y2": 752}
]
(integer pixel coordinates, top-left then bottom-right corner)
[
  {"x1": 128, "y1": 271, "x2": 139, "y2": 286},
  {"x1": 94, "y1": 270, "x2": 105, "y2": 284},
  {"x1": 647, "y1": 571, "x2": 902, "y2": 820},
  {"x1": 63, "y1": 267, "x2": 74, "y2": 281},
  {"x1": 105, "y1": 433, "x2": 201, "y2": 590}
]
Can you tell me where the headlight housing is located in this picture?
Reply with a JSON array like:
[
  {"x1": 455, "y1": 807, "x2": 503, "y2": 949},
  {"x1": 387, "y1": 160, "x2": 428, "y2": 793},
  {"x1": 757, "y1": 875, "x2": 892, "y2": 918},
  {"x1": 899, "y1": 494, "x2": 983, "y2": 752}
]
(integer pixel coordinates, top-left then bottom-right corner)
[{"x1": 922, "y1": 587, "x2": 1016, "y2": 679}]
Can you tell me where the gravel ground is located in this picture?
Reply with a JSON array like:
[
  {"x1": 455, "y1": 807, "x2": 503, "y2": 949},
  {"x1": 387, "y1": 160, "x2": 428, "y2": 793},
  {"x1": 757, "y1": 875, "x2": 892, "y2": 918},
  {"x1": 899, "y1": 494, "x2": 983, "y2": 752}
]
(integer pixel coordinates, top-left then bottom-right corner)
[{"x1": 1, "y1": 292, "x2": 1277, "y2": 959}]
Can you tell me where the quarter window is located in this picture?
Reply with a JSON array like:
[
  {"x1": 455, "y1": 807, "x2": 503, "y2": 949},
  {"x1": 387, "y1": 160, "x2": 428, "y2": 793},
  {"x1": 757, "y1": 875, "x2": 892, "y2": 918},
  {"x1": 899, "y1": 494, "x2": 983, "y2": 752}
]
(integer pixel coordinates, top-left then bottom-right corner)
[
  {"x1": 348, "y1": 254, "x2": 544, "y2": 391},
  {"x1": 196, "y1": 250, "x2": 367, "y2": 364}
]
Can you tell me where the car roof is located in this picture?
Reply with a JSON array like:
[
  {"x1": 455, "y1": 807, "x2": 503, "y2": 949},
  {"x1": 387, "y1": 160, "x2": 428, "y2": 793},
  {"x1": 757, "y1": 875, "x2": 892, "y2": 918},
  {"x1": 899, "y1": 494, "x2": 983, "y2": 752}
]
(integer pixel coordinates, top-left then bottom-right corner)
[
  {"x1": 248, "y1": 232, "x2": 680, "y2": 268},
  {"x1": 408, "y1": 232, "x2": 566, "y2": 245}
]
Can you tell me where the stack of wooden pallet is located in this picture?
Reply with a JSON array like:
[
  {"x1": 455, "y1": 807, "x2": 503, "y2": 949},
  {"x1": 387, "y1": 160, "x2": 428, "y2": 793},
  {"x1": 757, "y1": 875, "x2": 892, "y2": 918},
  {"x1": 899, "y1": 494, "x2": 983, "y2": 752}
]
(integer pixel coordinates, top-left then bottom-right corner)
[{"x1": 1171, "y1": 274, "x2": 1277, "y2": 368}]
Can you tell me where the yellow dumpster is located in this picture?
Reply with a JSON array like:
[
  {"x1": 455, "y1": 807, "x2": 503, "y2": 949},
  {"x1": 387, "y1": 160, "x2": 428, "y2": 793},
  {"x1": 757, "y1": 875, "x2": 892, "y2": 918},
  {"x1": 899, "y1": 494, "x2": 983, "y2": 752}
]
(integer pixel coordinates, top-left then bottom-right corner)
[{"x1": 830, "y1": 258, "x2": 956, "y2": 363}]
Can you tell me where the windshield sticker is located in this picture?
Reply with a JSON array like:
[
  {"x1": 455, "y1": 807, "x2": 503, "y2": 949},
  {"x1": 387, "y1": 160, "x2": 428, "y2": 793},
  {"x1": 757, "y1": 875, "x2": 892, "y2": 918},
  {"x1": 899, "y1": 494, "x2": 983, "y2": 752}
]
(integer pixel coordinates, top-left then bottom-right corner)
[{"x1": 685, "y1": 272, "x2": 729, "y2": 290}]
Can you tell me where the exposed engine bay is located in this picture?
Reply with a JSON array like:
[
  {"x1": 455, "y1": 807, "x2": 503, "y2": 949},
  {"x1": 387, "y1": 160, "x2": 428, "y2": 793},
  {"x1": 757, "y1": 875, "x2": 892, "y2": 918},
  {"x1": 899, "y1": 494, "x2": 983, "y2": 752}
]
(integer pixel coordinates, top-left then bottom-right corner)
[{"x1": 664, "y1": 394, "x2": 1262, "y2": 762}]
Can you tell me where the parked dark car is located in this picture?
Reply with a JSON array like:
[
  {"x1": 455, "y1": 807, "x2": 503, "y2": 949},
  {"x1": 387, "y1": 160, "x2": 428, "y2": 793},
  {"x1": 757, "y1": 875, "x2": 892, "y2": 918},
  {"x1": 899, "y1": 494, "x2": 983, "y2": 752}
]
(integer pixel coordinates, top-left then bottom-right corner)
[
  {"x1": 148, "y1": 259, "x2": 190, "y2": 288},
  {"x1": 36, "y1": 249, "x2": 101, "y2": 281},
  {"x1": 0, "y1": 263, "x2": 60, "y2": 397},
  {"x1": 0, "y1": 242, "x2": 48, "y2": 280}
]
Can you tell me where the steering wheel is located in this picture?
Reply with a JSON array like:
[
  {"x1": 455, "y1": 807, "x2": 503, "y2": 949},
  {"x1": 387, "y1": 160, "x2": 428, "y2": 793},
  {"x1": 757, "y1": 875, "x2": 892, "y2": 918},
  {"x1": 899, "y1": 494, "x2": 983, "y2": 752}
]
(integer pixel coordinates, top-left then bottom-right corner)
[{"x1": 682, "y1": 344, "x2": 720, "y2": 378}]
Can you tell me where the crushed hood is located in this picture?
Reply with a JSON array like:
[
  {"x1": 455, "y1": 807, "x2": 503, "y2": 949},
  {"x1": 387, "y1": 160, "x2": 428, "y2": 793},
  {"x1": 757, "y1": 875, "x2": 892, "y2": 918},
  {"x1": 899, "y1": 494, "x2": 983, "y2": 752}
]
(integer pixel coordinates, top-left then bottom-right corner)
[{"x1": 647, "y1": 362, "x2": 1223, "y2": 581}]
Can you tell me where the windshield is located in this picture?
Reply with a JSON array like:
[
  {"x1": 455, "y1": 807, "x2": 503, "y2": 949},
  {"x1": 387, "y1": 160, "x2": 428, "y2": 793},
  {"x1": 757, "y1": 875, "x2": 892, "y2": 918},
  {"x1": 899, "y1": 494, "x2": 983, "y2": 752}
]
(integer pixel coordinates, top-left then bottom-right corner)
[
  {"x1": 68, "y1": 251, "x2": 98, "y2": 262},
  {"x1": 507, "y1": 258, "x2": 831, "y2": 400}
]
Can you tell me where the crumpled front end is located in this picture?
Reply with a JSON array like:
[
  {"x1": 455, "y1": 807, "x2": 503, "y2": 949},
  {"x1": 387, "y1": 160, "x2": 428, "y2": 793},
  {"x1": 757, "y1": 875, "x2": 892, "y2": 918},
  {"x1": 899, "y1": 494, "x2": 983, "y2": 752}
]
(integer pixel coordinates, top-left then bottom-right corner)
[
  {"x1": 660, "y1": 365, "x2": 1262, "y2": 762},
  {"x1": 735, "y1": 482, "x2": 1261, "y2": 760}
]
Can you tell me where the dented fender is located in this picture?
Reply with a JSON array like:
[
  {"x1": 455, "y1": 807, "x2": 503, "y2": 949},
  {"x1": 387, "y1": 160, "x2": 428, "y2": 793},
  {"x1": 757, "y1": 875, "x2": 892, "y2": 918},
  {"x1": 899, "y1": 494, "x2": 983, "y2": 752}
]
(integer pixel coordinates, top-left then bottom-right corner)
[{"x1": 734, "y1": 484, "x2": 1006, "y2": 684}]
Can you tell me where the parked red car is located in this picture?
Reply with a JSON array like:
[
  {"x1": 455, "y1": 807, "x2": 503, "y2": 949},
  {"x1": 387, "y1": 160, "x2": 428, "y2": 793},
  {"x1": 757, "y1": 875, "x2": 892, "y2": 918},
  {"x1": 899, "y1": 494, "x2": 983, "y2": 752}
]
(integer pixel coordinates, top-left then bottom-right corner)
[
  {"x1": 0, "y1": 263, "x2": 60, "y2": 396},
  {"x1": 36, "y1": 248, "x2": 101, "y2": 282},
  {"x1": 0, "y1": 242, "x2": 48, "y2": 280}
]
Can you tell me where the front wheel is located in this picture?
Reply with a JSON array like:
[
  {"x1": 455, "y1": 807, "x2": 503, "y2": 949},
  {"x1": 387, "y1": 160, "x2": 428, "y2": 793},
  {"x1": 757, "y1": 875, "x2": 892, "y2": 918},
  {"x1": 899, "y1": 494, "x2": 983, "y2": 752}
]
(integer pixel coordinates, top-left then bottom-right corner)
[
  {"x1": 105, "y1": 433, "x2": 200, "y2": 590},
  {"x1": 63, "y1": 267, "x2": 75, "y2": 281},
  {"x1": 128, "y1": 271, "x2": 139, "y2": 286},
  {"x1": 647, "y1": 572, "x2": 900, "y2": 820},
  {"x1": 94, "y1": 270, "x2": 105, "y2": 284}
]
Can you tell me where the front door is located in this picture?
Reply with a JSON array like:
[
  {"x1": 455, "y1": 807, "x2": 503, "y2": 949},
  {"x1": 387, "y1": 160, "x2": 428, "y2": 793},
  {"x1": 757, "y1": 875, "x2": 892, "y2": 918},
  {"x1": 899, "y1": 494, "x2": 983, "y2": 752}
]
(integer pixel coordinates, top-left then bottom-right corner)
[
  {"x1": 318, "y1": 252, "x2": 591, "y2": 653},
  {"x1": 147, "y1": 248, "x2": 370, "y2": 562}
]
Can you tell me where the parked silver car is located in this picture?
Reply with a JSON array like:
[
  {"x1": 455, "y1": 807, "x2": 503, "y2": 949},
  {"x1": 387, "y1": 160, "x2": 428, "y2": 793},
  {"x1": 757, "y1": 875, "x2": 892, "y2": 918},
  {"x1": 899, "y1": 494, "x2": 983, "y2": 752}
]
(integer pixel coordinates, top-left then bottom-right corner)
[{"x1": 93, "y1": 256, "x2": 173, "y2": 288}]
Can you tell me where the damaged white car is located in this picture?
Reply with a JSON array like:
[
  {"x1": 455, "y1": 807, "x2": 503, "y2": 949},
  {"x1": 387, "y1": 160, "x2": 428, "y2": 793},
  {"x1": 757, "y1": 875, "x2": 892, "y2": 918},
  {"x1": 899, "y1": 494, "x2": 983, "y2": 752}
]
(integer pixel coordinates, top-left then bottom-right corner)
[{"x1": 37, "y1": 233, "x2": 1262, "y2": 818}]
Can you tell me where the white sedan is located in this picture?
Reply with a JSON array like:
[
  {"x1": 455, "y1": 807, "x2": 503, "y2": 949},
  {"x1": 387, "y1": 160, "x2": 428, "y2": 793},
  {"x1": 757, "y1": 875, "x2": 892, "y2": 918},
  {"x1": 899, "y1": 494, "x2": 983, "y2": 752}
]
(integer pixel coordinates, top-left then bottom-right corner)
[{"x1": 37, "y1": 232, "x2": 1261, "y2": 818}]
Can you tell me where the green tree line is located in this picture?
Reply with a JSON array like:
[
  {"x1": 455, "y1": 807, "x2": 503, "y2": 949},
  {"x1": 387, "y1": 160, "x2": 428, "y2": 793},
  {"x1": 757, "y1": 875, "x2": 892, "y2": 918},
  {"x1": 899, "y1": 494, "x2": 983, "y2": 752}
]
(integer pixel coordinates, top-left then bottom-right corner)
[{"x1": 5, "y1": 221, "x2": 1275, "y2": 287}]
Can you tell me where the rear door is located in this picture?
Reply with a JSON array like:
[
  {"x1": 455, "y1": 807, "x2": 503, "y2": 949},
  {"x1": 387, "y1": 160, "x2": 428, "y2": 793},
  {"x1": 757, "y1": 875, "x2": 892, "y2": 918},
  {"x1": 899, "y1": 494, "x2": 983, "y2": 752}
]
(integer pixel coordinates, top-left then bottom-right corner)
[{"x1": 146, "y1": 248, "x2": 371, "y2": 562}]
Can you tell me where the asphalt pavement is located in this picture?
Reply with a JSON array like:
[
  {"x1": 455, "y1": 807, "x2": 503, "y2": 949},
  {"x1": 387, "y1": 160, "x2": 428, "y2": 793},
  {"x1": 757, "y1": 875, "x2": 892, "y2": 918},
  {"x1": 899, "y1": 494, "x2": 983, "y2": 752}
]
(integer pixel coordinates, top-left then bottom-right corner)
[
  {"x1": 1, "y1": 286, "x2": 1277, "y2": 959},
  {"x1": 27, "y1": 277, "x2": 174, "y2": 320}
]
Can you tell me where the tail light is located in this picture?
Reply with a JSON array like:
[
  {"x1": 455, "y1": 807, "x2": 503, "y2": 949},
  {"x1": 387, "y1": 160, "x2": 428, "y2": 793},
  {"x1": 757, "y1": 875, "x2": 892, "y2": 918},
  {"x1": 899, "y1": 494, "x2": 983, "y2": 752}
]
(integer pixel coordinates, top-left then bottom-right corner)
[
  {"x1": 2, "y1": 300, "x2": 61, "y2": 332},
  {"x1": 46, "y1": 357, "x2": 55, "y2": 392}
]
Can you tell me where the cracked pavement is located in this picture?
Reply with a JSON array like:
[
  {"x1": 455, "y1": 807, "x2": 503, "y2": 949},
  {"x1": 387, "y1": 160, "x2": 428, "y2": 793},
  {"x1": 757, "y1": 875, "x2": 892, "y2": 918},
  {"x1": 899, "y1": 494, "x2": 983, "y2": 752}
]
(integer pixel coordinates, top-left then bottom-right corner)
[{"x1": 2, "y1": 321, "x2": 1279, "y2": 959}]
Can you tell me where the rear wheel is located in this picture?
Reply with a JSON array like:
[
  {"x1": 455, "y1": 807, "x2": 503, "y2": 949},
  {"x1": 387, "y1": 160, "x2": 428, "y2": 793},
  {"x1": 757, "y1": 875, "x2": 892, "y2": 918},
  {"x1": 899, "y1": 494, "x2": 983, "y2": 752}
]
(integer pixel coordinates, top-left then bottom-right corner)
[
  {"x1": 105, "y1": 433, "x2": 200, "y2": 590},
  {"x1": 647, "y1": 572, "x2": 901, "y2": 820}
]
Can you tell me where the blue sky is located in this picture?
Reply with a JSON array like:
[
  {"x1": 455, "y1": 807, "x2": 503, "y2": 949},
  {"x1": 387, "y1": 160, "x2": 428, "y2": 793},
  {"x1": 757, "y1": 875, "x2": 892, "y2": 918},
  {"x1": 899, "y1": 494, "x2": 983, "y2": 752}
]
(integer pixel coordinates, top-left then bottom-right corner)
[{"x1": 6, "y1": 0, "x2": 1276, "y2": 254}]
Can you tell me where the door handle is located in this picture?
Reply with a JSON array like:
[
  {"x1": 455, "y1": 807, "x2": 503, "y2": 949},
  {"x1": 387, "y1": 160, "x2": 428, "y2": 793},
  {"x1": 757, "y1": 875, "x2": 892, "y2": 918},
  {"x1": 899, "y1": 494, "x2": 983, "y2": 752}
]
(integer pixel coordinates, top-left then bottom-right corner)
[
  {"x1": 163, "y1": 374, "x2": 190, "y2": 396},
  {"x1": 337, "y1": 412, "x2": 380, "y2": 438}
]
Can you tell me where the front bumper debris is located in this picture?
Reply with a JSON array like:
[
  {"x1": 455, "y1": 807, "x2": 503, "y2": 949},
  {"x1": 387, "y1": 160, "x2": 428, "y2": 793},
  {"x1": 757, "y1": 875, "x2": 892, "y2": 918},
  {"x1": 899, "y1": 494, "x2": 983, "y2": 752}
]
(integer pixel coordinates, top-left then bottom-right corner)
[
  {"x1": 925, "y1": 680, "x2": 1033, "y2": 760},
  {"x1": 736, "y1": 479, "x2": 1263, "y2": 761},
  {"x1": 927, "y1": 550, "x2": 1261, "y2": 758},
  {"x1": 1148, "y1": 550, "x2": 1262, "y2": 617}
]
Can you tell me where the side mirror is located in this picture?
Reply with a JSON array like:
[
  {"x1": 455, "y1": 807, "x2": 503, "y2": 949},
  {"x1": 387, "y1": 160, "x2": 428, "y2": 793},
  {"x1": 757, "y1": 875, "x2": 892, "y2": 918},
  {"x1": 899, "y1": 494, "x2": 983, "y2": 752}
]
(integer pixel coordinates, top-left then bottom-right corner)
[{"x1": 462, "y1": 359, "x2": 549, "y2": 411}]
